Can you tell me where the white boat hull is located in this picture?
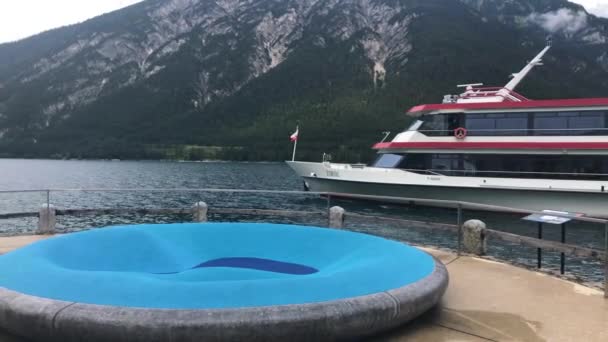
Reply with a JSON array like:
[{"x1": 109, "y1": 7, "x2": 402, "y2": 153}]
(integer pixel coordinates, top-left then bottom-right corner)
[{"x1": 287, "y1": 161, "x2": 608, "y2": 218}]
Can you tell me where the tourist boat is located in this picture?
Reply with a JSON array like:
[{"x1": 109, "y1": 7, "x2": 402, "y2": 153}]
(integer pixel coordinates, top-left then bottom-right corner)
[{"x1": 287, "y1": 41, "x2": 608, "y2": 217}]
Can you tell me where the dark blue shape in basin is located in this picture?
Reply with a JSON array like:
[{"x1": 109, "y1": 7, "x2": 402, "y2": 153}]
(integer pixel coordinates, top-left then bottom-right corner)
[
  {"x1": 198, "y1": 257, "x2": 318, "y2": 275},
  {"x1": 158, "y1": 257, "x2": 318, "y2": 275}
]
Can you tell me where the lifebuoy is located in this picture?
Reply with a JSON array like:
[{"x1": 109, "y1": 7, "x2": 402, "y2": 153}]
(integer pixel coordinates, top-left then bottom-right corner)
[{"x1": 454, "y1": 127, "x2": 467, "y2": 139}]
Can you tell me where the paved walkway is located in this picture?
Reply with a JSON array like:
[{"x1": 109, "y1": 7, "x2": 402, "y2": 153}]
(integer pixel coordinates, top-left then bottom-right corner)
[
  {"x1": 0, "y1": 236, "x2": 607, "y2": 341},
  {"x1": 0, "y1": 235, "x2": 49, "y2": 255},
  {"x1": 378, "y1": 248, "x2": 608, "y2": 341}
]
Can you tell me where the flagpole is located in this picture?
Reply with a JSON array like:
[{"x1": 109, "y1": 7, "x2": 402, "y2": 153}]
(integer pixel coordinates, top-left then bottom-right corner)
[{"x1": 291, "y1": 125, "x2": 298, "y2": 162}]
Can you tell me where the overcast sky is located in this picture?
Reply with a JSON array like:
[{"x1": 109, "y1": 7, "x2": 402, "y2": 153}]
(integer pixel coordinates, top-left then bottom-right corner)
[
  {"x1": 579, "y1": 0, "x2": 608, "y2": 16},
  {"x1": 0, "y1": 0, "x2": 143, "y2": 43},
  {"x1": 0, "y1": 0, "x2": 607, "y2": 44}
]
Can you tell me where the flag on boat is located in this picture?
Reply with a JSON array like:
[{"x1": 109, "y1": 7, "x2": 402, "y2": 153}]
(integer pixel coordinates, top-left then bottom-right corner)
[{"x1": 290, "y1": 127, "x2": 299, "y2": 142}]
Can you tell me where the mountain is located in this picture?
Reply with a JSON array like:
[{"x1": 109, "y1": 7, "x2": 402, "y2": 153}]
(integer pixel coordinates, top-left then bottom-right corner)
[{"x1": 0, "y1": 0, "x2": 607, "y2": 161}]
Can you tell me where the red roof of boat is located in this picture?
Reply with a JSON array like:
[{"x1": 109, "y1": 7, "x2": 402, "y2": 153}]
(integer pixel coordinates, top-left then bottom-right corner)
[{"x1": 408, "y1": 98, "x2": 608, "y2": 115}]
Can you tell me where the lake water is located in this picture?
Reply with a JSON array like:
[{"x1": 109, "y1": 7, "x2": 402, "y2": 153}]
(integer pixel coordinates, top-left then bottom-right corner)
[{"x1": 0, "y1": 159, "x2": 605, "y2": 285}]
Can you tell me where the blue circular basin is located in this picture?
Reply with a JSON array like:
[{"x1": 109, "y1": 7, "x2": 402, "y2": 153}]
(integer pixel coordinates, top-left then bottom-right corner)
[
  {"x1": 0, "y1": 223, "x2": 435, "y2": 309},
  {"x1": 0, "y1": 223, "x2": 448, "y2": 341}
]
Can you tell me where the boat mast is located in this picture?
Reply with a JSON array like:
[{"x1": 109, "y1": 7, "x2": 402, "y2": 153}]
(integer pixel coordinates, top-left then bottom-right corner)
[
  {"x1": 498, "y1": 38, "x2": 552, "y2": 99},
  {"x1": 450, "y1": 38, "x2": 553, "y2": 104}
]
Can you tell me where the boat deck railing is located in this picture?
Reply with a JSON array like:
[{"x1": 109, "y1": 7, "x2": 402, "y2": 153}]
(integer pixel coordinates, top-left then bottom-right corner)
[
  {"x1": 0, "y1": 188, "x2": 607, "y2": 298},
  {"x1": 417, "y1": 127, "x2": 608, "y2": 136},
  {"x1": 459, "y1": 87, "x2": 530, "y2": 102}
]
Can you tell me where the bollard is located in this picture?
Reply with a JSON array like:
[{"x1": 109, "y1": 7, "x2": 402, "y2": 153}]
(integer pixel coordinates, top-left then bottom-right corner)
[
  {"x1": 192, "y1": 202, "x2": 208, "y2": 222},
  {"x1": 37, "y1": 204, "x2": 56, "y2": 235},
  {"x1": 462, "y1": 219, "x2": 487, "y2": 256},
  {"x1": 329, "y1": 206, "x2": 345, "y2": 229}
]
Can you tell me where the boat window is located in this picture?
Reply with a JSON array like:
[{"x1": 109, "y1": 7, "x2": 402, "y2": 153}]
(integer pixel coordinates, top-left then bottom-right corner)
[
  {"x1": 419, "y1": 115, "x2": 448, "y2": 136},
  {"x1": 372, "y1": 154, "x2": 404, "y2": 168},
  {"x1": 430, "y1": 154, "x2": 460, "y2": 172},
  {"x1": 447, "y1": 114, "x2": 464, "y2": 132},
  {"x1": 565, "y1": 112, "x2": 605, "y2": 135},
  {"x1": 462, "y1": 159, "x2": 477, "y2": 176},
  {"x1": 419, "y1": 114, "x2": 464, "y2": 136},
  {"x1": 533, "y1": 111, "x2": 606, "y2": 135},
  {"x1": 404, "y1": 154, "x2": 427, "y2": 170},
  {"x1": 467, "y1": 113, "x2": 528, "y2": 136},
  {"x1": 467, "y1": 114, "x2": 498, "y2": 136},
  {"x1": 417, "y1": 110, "x2": 608, "y2": 137},
  {"x1": 396, "y1": 153, "x2": 608, "y2": 180},
  {"x1": 494, "y1": 113, "x2": 528, "y2": 136},
  {"x1": 533, "y1": 112, "x2": 568, "y2": 135}
]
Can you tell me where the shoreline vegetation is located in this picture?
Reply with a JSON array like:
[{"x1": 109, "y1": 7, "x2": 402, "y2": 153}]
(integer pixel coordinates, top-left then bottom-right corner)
[{"x1": 0, "y1": 143, "x2": 375, "y2": 163}]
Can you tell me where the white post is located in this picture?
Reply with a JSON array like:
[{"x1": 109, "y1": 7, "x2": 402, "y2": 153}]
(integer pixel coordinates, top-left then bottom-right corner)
[
  {"x1": 38, "y1": 204, "x2": 56, "y2": 235},
  {"x1": 192, "y1": 202, "x2": 208, "y2": 222},
  {"x1": 329, "y1": 206, "x2": 345, "y2": 229}
]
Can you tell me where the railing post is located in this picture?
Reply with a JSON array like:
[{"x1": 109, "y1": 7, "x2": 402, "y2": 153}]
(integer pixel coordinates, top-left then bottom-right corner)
[
  {"x1": 326, "y1": 194, "x2": 332, "y2": 226},
  {"x1": 192, "y1": 202, "x2": 208, "y2": 222},
  {"x1": 560, "y1": 223, "x2": 566, "y2": 275},
  {"x1": 457, "y1": 203, "x2": 463, "y2": 256},
  {"x1": 329, "y1": 206, "x2": 345, "y2": 229},
  {"x1": 38, "y1": 203, "x2": 56, "y2": 235},
  {"x1": 604, "y1": 222, "x2": 608, "y2": 299},
  {"x1": 538, "y1": 223, "x2": 543, "y2": 269}
]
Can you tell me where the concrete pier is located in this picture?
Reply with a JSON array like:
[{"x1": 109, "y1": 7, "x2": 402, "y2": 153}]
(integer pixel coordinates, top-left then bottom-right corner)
[{"x1": 0, "y1": 235, "x2": 605, "y2": 341}]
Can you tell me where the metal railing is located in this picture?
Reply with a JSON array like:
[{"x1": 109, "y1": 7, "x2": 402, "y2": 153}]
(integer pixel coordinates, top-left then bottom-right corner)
[
  {"x1": 417, "y1": 127, "x2": 608, "y2": 136},
  {"x1": 459, "y1": 87, "x2": 530, "y2": 102},
  {"x1": 1, "y1": 188, "x2": 607, "y2": 297}
]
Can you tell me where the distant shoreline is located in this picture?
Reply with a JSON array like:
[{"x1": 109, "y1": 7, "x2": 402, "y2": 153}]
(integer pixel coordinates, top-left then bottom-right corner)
[{"x1": 0, "y1": 157, "x2": 288, "y2": 164}]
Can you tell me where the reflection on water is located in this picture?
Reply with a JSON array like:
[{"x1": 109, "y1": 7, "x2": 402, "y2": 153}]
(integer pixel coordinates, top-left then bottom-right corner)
[{"x1": 0, "y1": 159, "x2": 605, "y2": 284}]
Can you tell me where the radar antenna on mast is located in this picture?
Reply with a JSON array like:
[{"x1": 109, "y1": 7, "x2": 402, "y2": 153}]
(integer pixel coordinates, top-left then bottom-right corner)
[{"x1": 457, "y1": 83, "x2": 484, "y2": 90}]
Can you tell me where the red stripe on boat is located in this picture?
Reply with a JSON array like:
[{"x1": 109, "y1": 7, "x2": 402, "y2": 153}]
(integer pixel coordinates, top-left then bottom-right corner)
[{"x1": 373, "y1": 142, "x2": 608, "y2": 150}]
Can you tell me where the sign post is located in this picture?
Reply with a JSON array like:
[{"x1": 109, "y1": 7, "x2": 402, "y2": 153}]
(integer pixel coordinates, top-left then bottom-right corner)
[{"x1": 522, "y1": 210, "x2": 582, "y2": 274}]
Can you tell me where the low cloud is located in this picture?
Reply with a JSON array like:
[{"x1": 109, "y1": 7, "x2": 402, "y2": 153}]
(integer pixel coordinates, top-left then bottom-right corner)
[{"x1": 527, "y1": 8, "x2": 588, "y2": 34}]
